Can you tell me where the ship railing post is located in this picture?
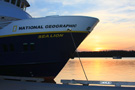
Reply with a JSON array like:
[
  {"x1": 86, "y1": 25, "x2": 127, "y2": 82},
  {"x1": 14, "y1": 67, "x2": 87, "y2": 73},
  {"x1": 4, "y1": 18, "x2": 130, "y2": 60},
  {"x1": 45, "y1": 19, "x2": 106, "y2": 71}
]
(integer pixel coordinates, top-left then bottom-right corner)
[
  {"x1": 9, "y1": 0, "x2": 11, "y2": 3},
  {"x1": 115, "y1": 84, "x2": 121, "y2": 87},
  {"x1": 15, "y1": 0, "x2": 18, "y2": 6},
  {"x1": 83, "y1": 84, "x2": 89, "y2": 86}
]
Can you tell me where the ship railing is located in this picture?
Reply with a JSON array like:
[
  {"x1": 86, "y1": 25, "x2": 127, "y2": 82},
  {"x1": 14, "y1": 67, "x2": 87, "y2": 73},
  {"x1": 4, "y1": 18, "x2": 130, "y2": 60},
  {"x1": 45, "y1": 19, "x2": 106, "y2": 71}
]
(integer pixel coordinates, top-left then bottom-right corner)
[
  {"x1": 61, "y1": 79, "x2": 135, "y2": 87},
  {"x1": 0, "y1": 75, "x2": 44, "y2": 82}
]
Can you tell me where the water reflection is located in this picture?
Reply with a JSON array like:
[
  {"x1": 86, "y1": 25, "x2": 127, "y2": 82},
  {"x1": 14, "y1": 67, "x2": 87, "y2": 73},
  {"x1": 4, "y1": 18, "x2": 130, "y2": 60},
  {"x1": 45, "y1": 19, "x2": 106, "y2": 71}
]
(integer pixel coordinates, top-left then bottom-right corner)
[{"x1": 55, "y1": 58, "x2": 135, "y2": 83}]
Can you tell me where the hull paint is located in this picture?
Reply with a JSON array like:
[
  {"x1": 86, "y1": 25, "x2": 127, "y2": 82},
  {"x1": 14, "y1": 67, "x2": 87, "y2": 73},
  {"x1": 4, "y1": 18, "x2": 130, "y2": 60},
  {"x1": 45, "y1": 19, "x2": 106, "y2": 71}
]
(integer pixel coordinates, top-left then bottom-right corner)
[
  {"x1": 0, "y1": 62, "x2": 67, "y2": 77},
  {"x1": 0, "y1": 32, "x2": 88, "y2": 77}
]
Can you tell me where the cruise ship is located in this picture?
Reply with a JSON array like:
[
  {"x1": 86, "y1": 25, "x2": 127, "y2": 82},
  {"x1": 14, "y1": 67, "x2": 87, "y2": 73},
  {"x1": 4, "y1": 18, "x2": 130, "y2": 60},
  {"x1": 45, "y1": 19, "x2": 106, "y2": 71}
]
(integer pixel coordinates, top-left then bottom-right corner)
[{"x1": 0, "y1": 0, "x2": 99, "y2": 82}]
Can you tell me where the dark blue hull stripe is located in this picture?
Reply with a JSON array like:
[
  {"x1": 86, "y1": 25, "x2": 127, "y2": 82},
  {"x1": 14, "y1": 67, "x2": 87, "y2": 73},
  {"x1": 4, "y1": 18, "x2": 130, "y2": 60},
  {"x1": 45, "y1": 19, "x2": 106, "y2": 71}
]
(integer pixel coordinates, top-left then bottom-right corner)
[{"x1": 0, "y1": 32, "x2": 88, "y2": 77}]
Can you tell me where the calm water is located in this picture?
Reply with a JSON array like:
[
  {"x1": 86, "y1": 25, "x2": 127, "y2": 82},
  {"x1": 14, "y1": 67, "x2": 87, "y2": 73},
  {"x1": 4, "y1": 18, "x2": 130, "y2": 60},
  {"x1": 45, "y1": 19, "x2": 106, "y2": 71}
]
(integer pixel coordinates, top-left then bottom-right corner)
[{"x1": 55, "y1": 58, "x2": 135, "y2": 84}]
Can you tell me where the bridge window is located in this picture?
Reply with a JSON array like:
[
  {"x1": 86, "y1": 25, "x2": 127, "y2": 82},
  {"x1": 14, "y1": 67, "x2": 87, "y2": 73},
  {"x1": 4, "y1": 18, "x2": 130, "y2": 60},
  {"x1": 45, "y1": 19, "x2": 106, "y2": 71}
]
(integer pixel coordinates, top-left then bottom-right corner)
[
  {"x1": 17, "y1": 0, "x2": 21, "y2": 7},
  {"x1": 11, "y1": 0, "x2": 16, "y2": 5},
  {"x1": 4, "y1": 0, "x2": 9, "y2": 2},
  {"x1": 21, "y1": 2, "x2": 25, "y2": 9},
  {"x1": 4, "y1": 0, "x2": 27, "y2": 11},
  {"x1": 23, "y1": 5, "x2": 26, "y2": 11}
]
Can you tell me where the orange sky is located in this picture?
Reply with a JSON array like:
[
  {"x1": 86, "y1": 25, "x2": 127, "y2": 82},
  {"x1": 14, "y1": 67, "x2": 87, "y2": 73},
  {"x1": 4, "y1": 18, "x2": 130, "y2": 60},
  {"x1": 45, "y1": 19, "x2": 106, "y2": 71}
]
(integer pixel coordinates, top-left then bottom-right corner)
[
  {"x1": 77, "y1": 10, "x2": 135, "y2": 51},
  {"x1": 78, "y1": 21, "x2": 135, "y2": 51},
  {"x1": 75, "y1": 4, "x2": 135, "y2": 51}
]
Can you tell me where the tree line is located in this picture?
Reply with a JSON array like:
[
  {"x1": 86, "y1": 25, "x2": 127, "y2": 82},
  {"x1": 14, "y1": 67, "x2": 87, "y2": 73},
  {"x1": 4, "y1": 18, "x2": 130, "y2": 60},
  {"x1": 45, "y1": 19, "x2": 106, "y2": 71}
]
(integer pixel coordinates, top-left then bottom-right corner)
[{"x1": 72, "y1": 50, "x2": 135, "y2": 57}]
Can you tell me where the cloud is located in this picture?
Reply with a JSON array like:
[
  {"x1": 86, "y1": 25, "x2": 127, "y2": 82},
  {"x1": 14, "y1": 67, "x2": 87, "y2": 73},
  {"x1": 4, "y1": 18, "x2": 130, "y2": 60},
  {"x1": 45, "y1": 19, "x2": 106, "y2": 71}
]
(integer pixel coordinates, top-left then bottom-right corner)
[
  {"x1": 73, "y1": 4, "x2": 135, "y2": 25},
  {"x1": 94, "y1": 0, "x2": 135, "y2": 8},
  {"x1": 46, "y1": 0, "x2": 87, "y2": 6},
  {"x1": 26, "y1": 0, "x2": 135, "y2": 51},
  {"x1": 124, "y1": 46, "x2": 135, "y2": 50},
  {"x1": 27, "y1": 0, "x2": 135, "y2": 20},
  {"x1": 28, "y1": 0, "x2": 36, "y2": 4}
]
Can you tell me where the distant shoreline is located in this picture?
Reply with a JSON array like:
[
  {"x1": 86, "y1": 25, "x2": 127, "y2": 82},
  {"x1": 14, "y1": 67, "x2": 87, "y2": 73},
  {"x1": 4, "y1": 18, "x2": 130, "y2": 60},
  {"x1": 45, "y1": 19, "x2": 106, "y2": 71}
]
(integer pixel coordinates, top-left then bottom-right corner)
[{"x1": 72, "y1": 50, "x2": 135, "y2": 58}]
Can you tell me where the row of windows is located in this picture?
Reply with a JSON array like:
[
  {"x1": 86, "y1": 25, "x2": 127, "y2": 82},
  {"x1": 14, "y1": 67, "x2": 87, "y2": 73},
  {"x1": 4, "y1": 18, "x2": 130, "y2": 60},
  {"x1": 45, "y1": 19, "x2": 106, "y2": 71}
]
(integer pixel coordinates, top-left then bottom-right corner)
[
  {"x1": 2, "y1": 43, "x2": 35, "y2": 52},
  {"x1": 3, "y1": 44, "x2": 14, "y2": 52},
  {"x1": 23, "y1": 43, "x2": 35, "y2": 51},
  {"x1": 4, "y1": 0, "x2": 27, "y2": 11}
]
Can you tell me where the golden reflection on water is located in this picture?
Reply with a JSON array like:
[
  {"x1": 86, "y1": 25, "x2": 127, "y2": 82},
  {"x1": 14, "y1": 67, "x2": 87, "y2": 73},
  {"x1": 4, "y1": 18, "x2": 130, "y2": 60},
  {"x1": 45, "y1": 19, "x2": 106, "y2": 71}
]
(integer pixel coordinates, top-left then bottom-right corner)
[{"x1": 55, "y1": 58, "x2": 135, "y2": 84}]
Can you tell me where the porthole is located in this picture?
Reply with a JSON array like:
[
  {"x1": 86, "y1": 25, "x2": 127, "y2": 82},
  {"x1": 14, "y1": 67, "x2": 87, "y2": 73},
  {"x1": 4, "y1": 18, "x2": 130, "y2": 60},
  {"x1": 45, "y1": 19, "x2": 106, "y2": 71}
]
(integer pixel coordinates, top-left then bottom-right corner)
[
  {"x1": 30, "y1": 43, "x2": 35, "y2": 51},
  {"x1": 23, "y1": 43, "x2": 28, "y2": 51},
  {"x1": 2, "y1": 44, "x2": 8, "y2": 52},
  {"x1": 10, "y1": 44, "x2": 14, "y2": 51}
]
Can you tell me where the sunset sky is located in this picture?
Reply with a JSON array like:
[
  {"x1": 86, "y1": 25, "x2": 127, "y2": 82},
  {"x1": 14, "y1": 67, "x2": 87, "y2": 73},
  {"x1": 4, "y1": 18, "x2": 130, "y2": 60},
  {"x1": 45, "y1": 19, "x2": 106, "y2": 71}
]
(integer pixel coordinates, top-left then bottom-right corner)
[{"x1": 27, "y1": 0, "x2": 135, "y2": 51}]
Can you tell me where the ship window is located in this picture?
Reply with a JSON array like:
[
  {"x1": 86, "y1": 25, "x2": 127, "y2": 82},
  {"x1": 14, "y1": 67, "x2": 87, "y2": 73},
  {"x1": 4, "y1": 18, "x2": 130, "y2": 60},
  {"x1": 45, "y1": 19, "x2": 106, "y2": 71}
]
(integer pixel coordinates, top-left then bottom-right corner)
[
  {"x1": 23, "y1": 5, "x2": 26, "y2": 11},
  {"x1": 21, "y1": 2, "x2": 25, "y2": 9},
  {"x1": 4, "y1": 0, "x2": 9, "y2": 2},
  {"x1": 23, "y1": 43, "x2": 28, "y2": 51},
  {"x1": 1, "y1": 17, "x2": 4, "y2": 19},
  {"x1": 17, "y1": 0, "x2": 21, "y2": 7},
  {"x1": 2, "y1": 44, "x2": 8, "y2": 52},
  {"x1": 30, "y1": 43, "x2": 35, "y2": 51},
  {"x1": 10, "y1": 44, "x2": 14, "y2": 51},
  {"x1": 11, "y1": 0, "x2": 16, "y2": 5}
]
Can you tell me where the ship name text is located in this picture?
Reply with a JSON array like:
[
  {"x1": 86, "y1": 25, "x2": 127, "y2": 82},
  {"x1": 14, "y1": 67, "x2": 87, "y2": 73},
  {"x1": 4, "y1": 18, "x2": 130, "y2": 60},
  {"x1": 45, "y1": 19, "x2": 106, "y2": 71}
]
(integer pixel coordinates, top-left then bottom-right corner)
[
  {"x1": 19, "y1": 25, "x2": 43, "y2": 30},
  {"x1": 38, "y1": 34, "x2": 64, "y2": 39},
  {"x1": 18, "y1": 24, "x2": 77, "y2": 30}
]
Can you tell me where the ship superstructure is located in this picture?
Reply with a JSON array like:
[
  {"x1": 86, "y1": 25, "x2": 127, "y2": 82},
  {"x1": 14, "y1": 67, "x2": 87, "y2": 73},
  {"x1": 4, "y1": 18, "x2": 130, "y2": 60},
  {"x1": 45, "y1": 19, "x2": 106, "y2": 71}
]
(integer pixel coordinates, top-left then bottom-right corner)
[
  {"x1": 0, "y1": 0, "x2": 99, "y2": 82},
  {"x1": 0, "y1": 0, "x2": 31, "y2": 29}
]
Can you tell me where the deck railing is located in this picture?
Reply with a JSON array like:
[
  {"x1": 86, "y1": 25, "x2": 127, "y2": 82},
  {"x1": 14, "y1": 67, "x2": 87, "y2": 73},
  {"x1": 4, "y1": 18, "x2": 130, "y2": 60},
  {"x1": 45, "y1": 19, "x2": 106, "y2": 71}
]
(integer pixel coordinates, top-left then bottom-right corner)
[
  {"x1": 0, "y1": 75, "x2": 44, "y2": 82},
  {"x1": 61, "y1": 79, "x2": 135, "y2": 87}
]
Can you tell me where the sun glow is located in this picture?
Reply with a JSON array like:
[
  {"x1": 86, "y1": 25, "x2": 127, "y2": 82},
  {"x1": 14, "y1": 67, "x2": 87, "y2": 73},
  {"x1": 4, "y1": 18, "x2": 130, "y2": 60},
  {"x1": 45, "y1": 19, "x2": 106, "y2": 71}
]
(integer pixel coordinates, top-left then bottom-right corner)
[{"x1": 94, "y1": 47, "x2": 103, "y2": 51}]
